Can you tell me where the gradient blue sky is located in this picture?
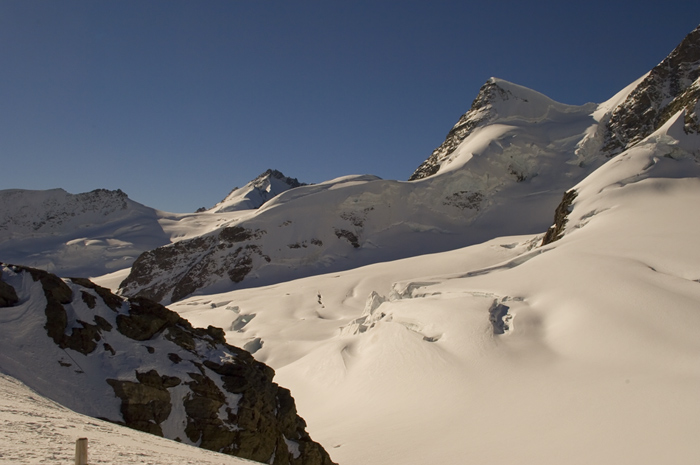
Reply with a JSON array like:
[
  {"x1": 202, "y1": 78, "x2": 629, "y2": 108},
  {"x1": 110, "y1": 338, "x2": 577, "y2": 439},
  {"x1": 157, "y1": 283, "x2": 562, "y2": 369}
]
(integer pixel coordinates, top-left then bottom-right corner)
[{"x1": 2, "y1": 1, "x2": 698, "y2": 212}]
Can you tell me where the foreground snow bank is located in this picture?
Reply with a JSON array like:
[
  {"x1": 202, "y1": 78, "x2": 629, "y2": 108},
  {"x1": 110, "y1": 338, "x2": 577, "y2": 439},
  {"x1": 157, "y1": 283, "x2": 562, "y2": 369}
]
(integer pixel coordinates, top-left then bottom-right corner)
[{"x1": 0, "y1": 373, "x2": 259, "y2": 465}]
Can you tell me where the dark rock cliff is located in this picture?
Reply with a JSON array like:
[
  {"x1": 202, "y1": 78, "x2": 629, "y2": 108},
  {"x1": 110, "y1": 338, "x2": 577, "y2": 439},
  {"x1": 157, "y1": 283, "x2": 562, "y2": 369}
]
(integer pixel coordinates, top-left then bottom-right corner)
[{"x1": 0, "y1": 263, "x2": 335, "y2": 465}]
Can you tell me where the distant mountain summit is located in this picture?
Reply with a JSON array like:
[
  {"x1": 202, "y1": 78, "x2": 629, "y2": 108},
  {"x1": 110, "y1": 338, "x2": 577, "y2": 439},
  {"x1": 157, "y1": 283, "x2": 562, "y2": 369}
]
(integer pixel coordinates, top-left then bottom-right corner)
[
  {"x1": 209, "y1": 169, "x2": 307, "y2": 213},
  {"x1": 0, "y1": 188, "x2": 130, "y2": 240}
]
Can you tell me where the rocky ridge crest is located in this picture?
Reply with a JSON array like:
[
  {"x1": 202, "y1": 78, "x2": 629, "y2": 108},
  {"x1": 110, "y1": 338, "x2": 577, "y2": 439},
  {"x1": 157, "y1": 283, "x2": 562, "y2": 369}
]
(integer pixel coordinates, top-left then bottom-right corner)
[{"x1": 604, "y1": 25, "x2": 700, "y2": 154}]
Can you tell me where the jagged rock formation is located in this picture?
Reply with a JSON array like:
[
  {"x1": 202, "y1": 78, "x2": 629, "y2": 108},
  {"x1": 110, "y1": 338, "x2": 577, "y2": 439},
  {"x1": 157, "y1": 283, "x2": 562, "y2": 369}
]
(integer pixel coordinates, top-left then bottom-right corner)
[
  {"x1": 604, "y1": 25, "x2": 700, "y2": 154},
  {"x1": 210, "y1": 169, "x2": 307, "y2": 213},
  {"x1": 0, "y1": 263, "x2": 336, "y2": 465}
]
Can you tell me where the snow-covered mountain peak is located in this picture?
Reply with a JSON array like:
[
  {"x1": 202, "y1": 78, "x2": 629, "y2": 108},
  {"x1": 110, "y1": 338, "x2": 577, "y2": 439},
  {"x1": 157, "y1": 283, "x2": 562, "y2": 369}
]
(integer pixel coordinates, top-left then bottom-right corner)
[
  {"x1": 209, "y1": 169, "x2": 306, "y2": 213},
  {"x1": 409, "y1": 78, "x2": 596, "y2": 181},
  {"x1": 481, "y1": 77, "x2": 594, "y2": 122},
  {"x1": 250, "y1": 169, "x2": 304, "y2": 193}
]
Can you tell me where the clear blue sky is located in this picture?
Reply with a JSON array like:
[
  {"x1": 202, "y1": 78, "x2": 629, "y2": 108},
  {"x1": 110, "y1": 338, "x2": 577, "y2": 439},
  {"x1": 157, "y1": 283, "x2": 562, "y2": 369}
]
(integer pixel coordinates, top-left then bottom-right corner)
[{"x1": 1, "y1": 1, "x2": 698, "y2": 212}]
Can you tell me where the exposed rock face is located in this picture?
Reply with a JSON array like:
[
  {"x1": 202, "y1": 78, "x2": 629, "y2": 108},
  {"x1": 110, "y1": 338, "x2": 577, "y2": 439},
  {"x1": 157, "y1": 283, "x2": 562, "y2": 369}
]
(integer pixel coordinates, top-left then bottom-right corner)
[
  {"x1": 604, "y1": 25, "x2": 700, "y2": 154},
  {"x1": 541, "y1": 190, "x2": 578, "y2": 246},
  {"x1": 0, "y1": 280, "x2": 18, "y2": 308},
  {"x1": 120, "y1": 226, "x2": 270, "y2": 303},
  {"x1": 107, "y1": 370, "x2": 178, "y2": 436},
  {"x1": 0, "y1": 268, "x2": 19, "y2": 308},
  {"x1": 0, "y1": 263, "x2": 336, "y2": 465}
]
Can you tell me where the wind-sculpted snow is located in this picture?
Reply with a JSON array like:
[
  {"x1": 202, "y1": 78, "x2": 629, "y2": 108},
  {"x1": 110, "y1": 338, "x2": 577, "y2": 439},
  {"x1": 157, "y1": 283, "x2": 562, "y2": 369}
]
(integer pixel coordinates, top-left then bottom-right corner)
[
  {"x1": 0, "y1": 264, "x2": 336, "y2": 465},
  {"x1": 409, "y1": 77, "x2": 599, "y2": 181}
]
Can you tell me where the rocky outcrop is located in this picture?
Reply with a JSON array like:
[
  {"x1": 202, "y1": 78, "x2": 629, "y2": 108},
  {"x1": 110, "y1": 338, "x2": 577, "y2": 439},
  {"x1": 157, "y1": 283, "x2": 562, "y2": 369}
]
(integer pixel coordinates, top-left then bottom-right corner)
[
  {"x1": 0, "y1": 263, "x2": 336, "y2": 465},
  {"x1": 119, "y1": 226, "x2": 270, "y2": 303},
  {"x1": 107, "y1": 370, "x2": 179, "y2": 436},
  {"x1": 604, "y1": 25, "x2": 700, "y2": 154},
  {"x1": 0, "y1": 267, "x2": 19, "y2": 308},
  {"x1": 541, "y1": 190, "x2": 578, "y2": 246}
]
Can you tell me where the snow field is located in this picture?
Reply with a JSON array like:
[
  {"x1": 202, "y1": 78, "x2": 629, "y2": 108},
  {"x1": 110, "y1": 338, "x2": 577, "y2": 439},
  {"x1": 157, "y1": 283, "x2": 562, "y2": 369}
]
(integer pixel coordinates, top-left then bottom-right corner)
[{"x1": 169, "y1": 115, "x2": 700, "y2": 464}]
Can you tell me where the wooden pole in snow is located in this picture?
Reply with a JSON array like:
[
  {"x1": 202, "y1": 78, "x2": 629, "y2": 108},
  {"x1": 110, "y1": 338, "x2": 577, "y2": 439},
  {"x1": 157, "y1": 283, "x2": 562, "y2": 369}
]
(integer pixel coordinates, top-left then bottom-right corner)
[{"x1": 75, "y1": 437, "x2": 88, "y2": 465}]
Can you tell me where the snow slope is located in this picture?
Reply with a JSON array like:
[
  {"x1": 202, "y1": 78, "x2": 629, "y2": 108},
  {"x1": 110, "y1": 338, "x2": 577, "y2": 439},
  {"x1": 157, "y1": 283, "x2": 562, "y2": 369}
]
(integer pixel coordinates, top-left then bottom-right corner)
[
  {"x1": 120, "y1": 46, "x2": 700, "y2": 304},
  {"x1": 0, "y1": 372, "x2": 259, "y2": 465},
  {"x1": 169, "y1": 110, "x2": 700, "y2": 464}
]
